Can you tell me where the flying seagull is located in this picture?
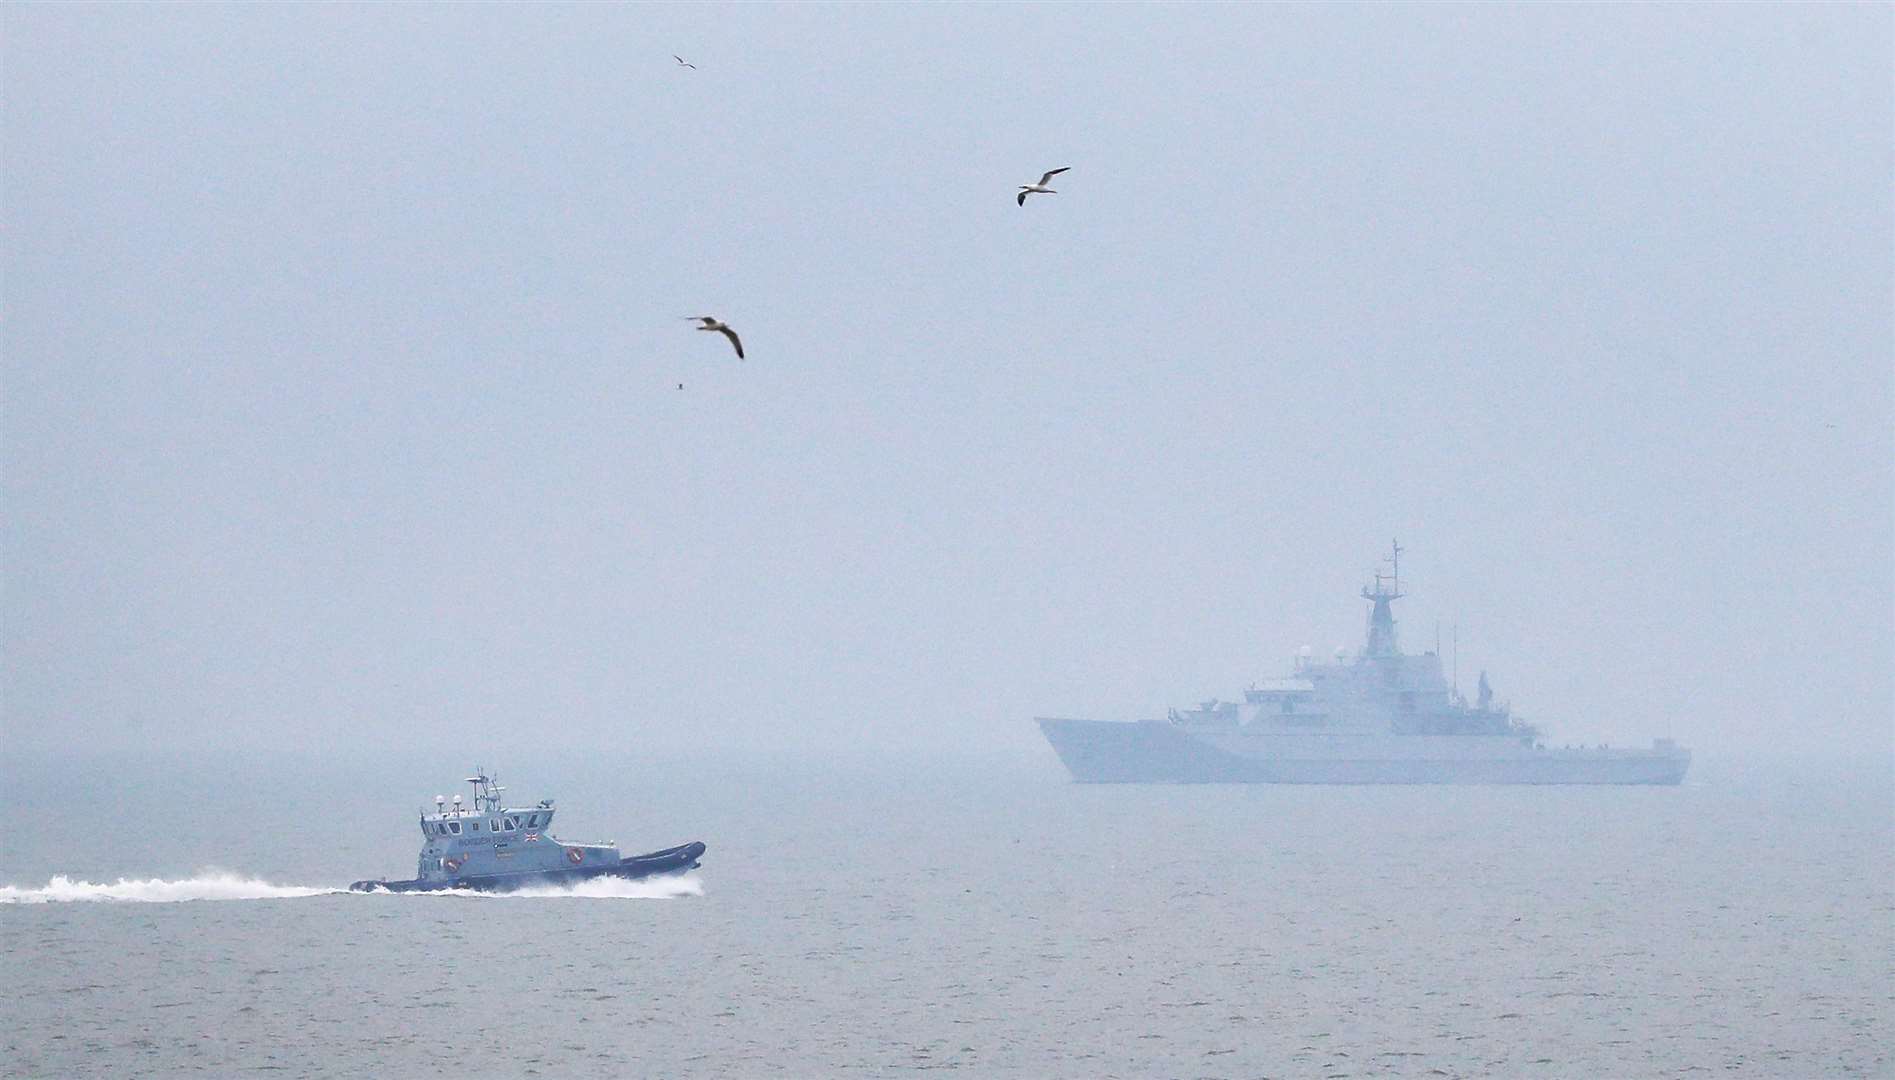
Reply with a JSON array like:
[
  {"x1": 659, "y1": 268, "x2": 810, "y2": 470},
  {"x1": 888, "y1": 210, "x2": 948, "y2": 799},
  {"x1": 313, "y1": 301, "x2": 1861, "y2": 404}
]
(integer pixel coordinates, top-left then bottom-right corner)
[
  {"x1": 1016, "y1": 167, "x2": 1070, "y2": 207},
  {"x1": 685, "y1": 315, "x2": 744, "y2": 359},
  {"x1": 673, "y1": 54, "x2": 696, "y2": 69}
]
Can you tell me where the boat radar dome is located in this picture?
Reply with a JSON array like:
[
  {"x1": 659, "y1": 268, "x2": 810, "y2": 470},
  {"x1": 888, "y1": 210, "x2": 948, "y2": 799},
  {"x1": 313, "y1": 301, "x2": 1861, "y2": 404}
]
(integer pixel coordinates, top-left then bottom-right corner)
[{"x1": 435, "y1": 795, "x2": 446, "y2": 806}]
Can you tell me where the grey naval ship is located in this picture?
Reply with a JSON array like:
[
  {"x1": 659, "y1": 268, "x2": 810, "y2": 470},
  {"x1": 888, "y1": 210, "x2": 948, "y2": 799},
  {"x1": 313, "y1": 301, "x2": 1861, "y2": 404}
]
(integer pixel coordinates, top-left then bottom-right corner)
[
  {"x1": 1038, "y1": 545, "x2": 1690, "y2": 785},
  {"x1": 349, "y1": 770, "x2": 705, "y2": 892}
]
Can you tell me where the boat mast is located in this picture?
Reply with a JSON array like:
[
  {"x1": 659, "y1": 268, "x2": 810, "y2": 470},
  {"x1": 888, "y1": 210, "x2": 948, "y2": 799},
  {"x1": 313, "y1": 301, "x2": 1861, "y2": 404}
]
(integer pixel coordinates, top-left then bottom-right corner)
[
  {"x1": 1452, "y1": 623, "x2": 1459, "y2": 697},
  {"x1": 466, "y1": 768, "x2": 502, "y2": 814}
]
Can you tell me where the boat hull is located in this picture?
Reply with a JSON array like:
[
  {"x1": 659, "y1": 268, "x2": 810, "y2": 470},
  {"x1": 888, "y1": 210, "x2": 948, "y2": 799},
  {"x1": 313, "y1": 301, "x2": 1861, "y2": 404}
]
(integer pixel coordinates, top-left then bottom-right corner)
[
  {"x1": 349, "y1": 841, "x2": 705, "y2": 893},
  {"x1": 1037, "y1": 718, "x2": 1689, "y2": 785}
]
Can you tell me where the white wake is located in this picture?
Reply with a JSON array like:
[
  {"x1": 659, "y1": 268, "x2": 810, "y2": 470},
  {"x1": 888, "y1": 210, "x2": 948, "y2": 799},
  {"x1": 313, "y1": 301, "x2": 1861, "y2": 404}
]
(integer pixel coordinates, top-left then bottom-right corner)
[
  {"x1": 0, "y1": 872, "x2": 340, "y2": 904},
  {"x1": 3, "y1": 871, "x2": 704, "y2": 904}
]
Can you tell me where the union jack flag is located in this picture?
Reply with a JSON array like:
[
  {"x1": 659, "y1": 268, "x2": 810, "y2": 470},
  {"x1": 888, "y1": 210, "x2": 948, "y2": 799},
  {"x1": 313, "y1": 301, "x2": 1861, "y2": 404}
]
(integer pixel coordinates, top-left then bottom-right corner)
[{"x1": 524, "y1": 832, "x2": 540, "y2": 842}]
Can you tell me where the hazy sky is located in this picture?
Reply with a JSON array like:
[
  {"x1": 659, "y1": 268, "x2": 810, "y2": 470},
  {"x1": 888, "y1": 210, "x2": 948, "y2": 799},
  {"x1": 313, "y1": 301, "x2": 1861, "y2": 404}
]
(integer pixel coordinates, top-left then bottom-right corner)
[{"x1": 5, "y1": 3, "x2": 1890, "y2": 764}]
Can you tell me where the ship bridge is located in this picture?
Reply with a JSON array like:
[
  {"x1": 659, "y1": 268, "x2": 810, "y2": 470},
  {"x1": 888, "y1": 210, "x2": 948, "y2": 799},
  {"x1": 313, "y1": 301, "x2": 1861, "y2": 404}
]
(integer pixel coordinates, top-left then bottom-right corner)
[{"x1": 418, "y1": 770, "x2": 556, "y2": 841}]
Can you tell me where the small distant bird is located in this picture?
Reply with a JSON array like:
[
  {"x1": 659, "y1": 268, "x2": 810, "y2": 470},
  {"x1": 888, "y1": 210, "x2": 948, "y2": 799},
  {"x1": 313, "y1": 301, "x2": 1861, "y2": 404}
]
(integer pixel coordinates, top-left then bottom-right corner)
[
  {"x1": 685, "y1": 315, "x2": 744, "y2": 359},
  {"x1": 1016, "y1": 166, "x2": 1070, "y2": 207},
  {"x1": 673, "y1": 55, "x2": 696, "y2": 69}
]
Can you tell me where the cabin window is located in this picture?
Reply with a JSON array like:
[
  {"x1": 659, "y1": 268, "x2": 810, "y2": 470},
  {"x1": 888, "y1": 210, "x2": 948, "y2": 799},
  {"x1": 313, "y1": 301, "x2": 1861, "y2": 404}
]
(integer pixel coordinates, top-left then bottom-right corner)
[
  {"x1": 448, "y1": 821, "x2": 461, "y2": 834},
  {"x1": 490, "y1": 819, "x2": 500, "y2": 832},
  {"x1": 526, "y1": 814, "x2": 542, "y2": 829},
  {"x1": 504, "y1": 816, "x2": 519, "y2": 831},
  {"x1": 469, "y1": 822, "x2": 480, "y2": 832}
]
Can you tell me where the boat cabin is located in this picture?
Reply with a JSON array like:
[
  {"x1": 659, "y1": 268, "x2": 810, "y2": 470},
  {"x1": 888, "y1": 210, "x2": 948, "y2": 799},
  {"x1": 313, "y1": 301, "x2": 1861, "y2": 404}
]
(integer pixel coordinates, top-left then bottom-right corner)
[
  {"x1": 420, "y1": 801, "x2": 556, "y2": 839},
  {"x1": 409, "y1": 770, "x2": 615, "y2": 884}
]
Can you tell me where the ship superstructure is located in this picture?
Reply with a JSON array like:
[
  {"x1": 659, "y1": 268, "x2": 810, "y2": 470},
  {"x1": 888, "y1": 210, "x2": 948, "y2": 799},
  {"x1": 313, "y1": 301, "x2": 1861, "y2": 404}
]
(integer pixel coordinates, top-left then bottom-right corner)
[{"x1": 1037, "y1": 545, "x2": 1690, "y2": 784}]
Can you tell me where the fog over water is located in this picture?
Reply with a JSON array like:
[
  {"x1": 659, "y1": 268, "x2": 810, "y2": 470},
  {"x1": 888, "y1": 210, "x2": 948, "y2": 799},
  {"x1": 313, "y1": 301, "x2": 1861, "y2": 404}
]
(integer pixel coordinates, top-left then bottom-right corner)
[
  {"x1": 2, "y1": 5, "x2": 1892, "y2": 1076},
  {"x1": 6, "y1": 4, "x2": 1889, "y2": 767}
]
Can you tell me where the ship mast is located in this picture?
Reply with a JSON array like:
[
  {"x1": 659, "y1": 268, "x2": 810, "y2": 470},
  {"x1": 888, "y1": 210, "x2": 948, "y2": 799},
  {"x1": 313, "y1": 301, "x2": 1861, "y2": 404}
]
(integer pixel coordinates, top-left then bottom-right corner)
[
  {"x1": 1361, "y1": 539, "x2": 1404, "y2": 658},
  {"x1": 465, "y1": 768, "x2": 505, "y2": 814}
]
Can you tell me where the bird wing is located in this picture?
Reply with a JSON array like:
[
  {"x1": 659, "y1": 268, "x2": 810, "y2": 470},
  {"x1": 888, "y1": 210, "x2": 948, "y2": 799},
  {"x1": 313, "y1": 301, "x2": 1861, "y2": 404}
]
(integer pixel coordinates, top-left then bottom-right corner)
[
  {"x1": 718, "y1": 326, "x2": 744, "y2": 359},
  {"x1": 1016, "y1": 190, "x2": 1028, "y2": 206},
  {"x1": 1038, "y1": 167, "x2": 1070, "y2": 184}
]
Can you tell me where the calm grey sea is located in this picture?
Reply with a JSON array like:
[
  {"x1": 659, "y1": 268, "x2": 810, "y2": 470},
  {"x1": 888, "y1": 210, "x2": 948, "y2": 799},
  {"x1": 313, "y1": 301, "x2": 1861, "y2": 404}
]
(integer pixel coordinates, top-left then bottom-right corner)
[{"x1": 2, "y1": 748, "x2": 1889, "y2": 1078}]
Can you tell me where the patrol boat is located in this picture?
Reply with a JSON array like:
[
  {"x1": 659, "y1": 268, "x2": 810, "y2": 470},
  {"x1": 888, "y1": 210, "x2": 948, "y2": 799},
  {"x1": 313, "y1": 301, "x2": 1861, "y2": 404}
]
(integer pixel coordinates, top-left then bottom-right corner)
[
  {"x1": 349, "y1": 770, "x2": 705, "y2": 892},
  {"x1": 1037, "y1": 544, "x2": 1691, "y2": 785}
]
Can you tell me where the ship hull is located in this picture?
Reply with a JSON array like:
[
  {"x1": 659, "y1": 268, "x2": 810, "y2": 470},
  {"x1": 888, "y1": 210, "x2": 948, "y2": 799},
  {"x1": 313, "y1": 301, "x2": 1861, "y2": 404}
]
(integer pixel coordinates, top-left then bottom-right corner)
[
  {"x1": 1037, "y1": 718, "x2": 1689, "y2": 785},
  {"x1": 349, "y1": 841, "x2": 705, "y2": 893}
]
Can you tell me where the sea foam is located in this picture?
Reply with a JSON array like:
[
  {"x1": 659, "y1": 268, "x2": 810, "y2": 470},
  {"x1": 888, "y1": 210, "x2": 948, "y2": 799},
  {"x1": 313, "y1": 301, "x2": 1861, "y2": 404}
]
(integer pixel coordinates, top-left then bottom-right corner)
[{"x1": 0, "y1": 872, "x2": 339, "y2": 904}]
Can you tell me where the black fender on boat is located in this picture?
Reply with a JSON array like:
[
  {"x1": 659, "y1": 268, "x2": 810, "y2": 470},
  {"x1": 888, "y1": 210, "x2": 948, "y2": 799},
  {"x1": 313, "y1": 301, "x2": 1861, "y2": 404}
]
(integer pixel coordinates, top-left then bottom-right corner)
[{"x1": 618, "y1": 840, "x2": 707, "y2": 875}]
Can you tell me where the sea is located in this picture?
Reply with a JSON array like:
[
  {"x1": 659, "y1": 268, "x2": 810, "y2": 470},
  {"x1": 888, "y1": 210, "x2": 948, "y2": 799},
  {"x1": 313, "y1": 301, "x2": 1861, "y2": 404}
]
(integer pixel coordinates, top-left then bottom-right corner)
[{"x1": 2, "y1": 747, "x2": 1889, "y2": 1078}]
